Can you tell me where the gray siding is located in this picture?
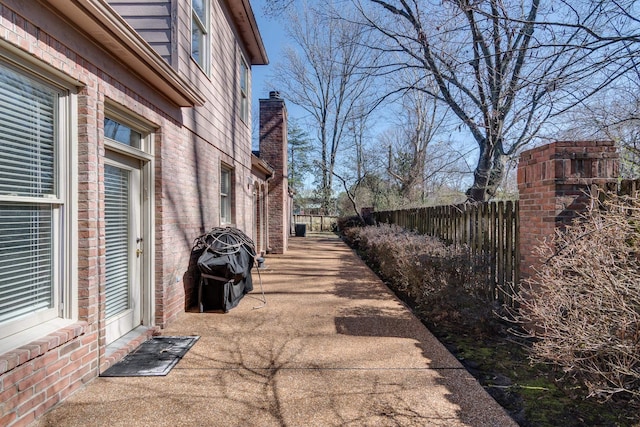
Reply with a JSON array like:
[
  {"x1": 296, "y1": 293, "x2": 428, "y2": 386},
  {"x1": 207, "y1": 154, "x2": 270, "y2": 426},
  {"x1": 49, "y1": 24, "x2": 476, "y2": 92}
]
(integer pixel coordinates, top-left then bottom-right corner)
[{"x1": 109, "y1": 0, "x2": 172, "y2": 63}]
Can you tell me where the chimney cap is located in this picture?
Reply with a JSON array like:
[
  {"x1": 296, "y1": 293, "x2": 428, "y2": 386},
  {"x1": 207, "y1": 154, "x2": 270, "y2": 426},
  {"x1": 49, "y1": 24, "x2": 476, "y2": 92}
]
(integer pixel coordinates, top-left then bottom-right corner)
[{"x1": 269, "y1": 91, "x2": 281, "y2": 99}]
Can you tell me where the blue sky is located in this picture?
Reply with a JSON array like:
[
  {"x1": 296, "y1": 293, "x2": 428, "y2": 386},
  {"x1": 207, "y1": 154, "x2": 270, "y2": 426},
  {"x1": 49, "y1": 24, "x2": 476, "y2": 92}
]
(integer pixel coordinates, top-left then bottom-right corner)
[
  {"x1": 250, "y1": 0, "x2": 280, "y2": 103},
  {"x1": 251, "y1": 0, "x2": 286, "y2": 111},
  {"x1": 247, "y1": 0, "x2": 476, "y2": 178},
  {"x1": 250, "y1": 0, "x2": 307, "y2": 127}
]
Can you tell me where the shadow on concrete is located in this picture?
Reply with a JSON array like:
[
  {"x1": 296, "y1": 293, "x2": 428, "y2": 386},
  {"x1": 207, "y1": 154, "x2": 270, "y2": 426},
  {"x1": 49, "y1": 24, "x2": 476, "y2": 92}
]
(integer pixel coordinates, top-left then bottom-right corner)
[{"x1": 34, "y1": 233, "x2": 516, "y2": 427}]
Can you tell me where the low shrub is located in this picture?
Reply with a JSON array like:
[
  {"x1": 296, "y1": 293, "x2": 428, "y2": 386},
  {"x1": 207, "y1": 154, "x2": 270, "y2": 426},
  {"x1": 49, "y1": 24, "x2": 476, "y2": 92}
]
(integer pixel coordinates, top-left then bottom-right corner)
[
  {"x1": 516, "y1": 194, "x2": 640, "y2": 402},
  {"x1": 336, "y1": 215, "x2": 365, "y2": 232},
  {"x1": 343, "y1": 223, "x2": 496, "y2": 334}
]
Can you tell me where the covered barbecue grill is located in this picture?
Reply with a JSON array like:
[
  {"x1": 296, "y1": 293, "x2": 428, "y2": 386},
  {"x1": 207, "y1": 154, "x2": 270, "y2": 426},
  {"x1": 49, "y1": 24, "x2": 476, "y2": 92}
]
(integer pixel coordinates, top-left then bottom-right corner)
[{"x1": 193, "y1": 227, "x2": 256, "y2": 312}]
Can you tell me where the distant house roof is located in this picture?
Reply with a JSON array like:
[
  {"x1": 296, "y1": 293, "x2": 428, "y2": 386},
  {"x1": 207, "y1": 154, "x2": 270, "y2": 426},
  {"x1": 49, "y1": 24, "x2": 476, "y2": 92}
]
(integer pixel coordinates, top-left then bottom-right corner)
[{"x1": 251, "y1": 152, "x2": 274, "y2": 178}]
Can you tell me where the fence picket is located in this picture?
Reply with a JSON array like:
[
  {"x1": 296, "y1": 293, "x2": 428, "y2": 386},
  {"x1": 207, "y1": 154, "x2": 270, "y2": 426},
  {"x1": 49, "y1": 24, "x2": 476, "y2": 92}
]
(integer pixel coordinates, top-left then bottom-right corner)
[
  {"x1": 505, "y1": 201, "x2": 515, "y2": 305},
  {"x1": 373, "y1": 200, "x2": 520, "y2": 306},
  {"x1": 489, "y1": 202, "x2": 497, "y2": 292},
  {"x1": 368, "y1": 179, "x2": 638, "y2": 306}
]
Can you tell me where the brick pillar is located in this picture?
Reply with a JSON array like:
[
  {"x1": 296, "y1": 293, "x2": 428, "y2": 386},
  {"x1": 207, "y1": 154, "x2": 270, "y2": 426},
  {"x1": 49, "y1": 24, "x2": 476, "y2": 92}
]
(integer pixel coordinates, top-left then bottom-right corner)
[
  {"x1": 259, "y1": 91, "x2": 288, "y2": 254},
  {"x1": 517, "y1": 141, "x2": 619, "y2": 280}
]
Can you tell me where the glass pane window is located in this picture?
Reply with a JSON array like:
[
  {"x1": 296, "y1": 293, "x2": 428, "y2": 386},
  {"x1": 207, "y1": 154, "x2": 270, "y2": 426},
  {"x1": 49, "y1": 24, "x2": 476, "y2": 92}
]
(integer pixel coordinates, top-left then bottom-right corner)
[
  {"x1": 0, "y1": 205, "x2": 53, "y2": 323},
  {"x1": 104, "y1": 117, "x2": 142, "y2": 149},
  {"x1": 192, "y1": 0, "x2": 205, "y2": 22},
  {"x1": 192, "y1": 0, "x2": 209, "y2": 70},
  {"x1": 0, "y1": 65, "x2": 56, "y2": 197},
  {"x1": 220, "y1": 167, "x2": 231, "y2": 224},
  {"x1": 0, "y1": 61, "x2": 64, "y2": 334},
  {"x1": 240, "y1": 60, "x2": 249, "y2": 123},
  {"x1": 191, "y1": 24, "x2": 204, "y2": 67},
  {"x1": 240, "y1": 61, "x2": 248, "y2": 93}
]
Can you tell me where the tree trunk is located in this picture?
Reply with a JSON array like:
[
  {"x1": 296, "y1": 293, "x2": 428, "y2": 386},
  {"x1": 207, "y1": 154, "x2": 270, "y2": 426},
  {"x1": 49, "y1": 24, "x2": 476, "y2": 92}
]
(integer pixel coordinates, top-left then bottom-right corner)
[{"x1": 466, "y1": 143, "x2": 507, "y2": 202}]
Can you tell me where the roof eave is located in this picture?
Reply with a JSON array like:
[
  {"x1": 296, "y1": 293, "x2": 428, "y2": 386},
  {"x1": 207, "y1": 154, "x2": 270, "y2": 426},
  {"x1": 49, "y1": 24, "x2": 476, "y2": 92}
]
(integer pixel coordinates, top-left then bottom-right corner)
[
  {"x1": 224, "y1": 0, "x2": 269, "y2": 65},
  {"x1": 43, "y1": 0, "x2": 206, "y2": 107},
  {"x1": 251, "y1": 153, "x2": 274, "y2": 178}
]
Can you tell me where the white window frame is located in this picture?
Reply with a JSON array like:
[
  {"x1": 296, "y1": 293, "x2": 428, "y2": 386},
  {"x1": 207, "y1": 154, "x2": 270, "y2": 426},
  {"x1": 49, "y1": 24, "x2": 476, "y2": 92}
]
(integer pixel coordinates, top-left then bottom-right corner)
[
  {"x1": 191, "y1": 0, "x2": 210, "y2": 72},
  {"x1": 0, "y1": 55, "x2": 77, "y2": 351},
  {"x1": 239, "y1": 58, "x2": 249, "y2": 123},
  {"x1": 220, "y1": 165, "x2": 233, "y2": 225}
]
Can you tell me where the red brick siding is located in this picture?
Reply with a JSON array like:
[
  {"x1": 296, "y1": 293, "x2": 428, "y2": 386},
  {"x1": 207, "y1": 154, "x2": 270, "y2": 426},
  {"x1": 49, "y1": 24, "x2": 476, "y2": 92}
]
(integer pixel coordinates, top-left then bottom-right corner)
[
  {"x1": 0, "y1": 1, "x2": 258, "y2": 425},
  {"x1": 0, "y1": 324, "x2": 96, "y2": 427},
  {"x1": 259, "y1": 94, "x2": 289, "y2": 254},
  {"x1": 517, "y1": 141, "x2": 619, "y2": 279}
]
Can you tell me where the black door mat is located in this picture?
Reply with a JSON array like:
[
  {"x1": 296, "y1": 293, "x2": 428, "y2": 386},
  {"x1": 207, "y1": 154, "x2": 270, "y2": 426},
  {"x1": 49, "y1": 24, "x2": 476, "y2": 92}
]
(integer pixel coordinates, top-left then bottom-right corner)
[{"x1": 100, "y1": 336, "x2": 199, "y2": 377}]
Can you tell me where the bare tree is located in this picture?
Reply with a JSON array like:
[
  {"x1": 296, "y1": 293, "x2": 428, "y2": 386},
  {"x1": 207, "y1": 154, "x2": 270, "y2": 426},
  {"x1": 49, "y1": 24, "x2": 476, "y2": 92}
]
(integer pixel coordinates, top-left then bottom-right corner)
[
  {"x1": 560, "y1": 96, "x2": 640, "y2": 178},
  {"x1": 334, "y1": 97, "x2": 389, "y2": 218},
  {"x1": 334, "y1": 170, "x2": 369, "y2": 221},
  {"x1": 336, "y1": 127, "x2": 399, "y2": 212},
  {"x1": 558, "y1": 72, "x2": 640, "y2": 178},
  {"x1": 272, "y1": 2, "x2": 380, "y2": 213},
  {"x1": 262, "y1": 0, "x2": 295, "y2": 17},
  {"x1": 383, "y1": 76, "x2": 456, "y2": 203},
  {"x1": 352, "y1": 0, "x2": 638, "y2": 201}
]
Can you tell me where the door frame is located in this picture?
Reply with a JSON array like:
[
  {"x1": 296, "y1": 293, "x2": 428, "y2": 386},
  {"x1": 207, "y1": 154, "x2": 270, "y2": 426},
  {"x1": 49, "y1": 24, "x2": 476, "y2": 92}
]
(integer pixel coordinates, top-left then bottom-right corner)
[
  {"x1": 103, "y1": 141, "x2": 154, "y2": 344},
  {"x1": 103, "y1": 155, "x2": 141, "y2": 344}
]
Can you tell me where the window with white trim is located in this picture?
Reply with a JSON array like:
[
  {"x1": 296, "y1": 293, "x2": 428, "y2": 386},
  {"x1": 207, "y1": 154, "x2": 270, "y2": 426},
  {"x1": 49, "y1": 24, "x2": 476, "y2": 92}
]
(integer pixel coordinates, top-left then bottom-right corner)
[
  {"x1": 104, "y1": 117, "x2": 142, "y2": 149},
  {"x1": 191, "y1": 0, "x2": 209, "y2": 72},
  {"x1": 239, "y1": 59, "x2": 249, "y2": 123},
  {"x1": 0, "y1": 59, "x2": 70, "y2": 340},
  {"x1": 220, "y1": 166, "x2": 233, "y2": 224}
]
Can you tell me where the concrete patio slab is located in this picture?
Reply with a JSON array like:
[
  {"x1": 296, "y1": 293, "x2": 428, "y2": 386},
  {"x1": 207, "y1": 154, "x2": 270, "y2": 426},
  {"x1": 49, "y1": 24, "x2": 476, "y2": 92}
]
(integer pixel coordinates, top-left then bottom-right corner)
[{"x1": 33, "y1": 233, "x2": 517, "y2": 427}]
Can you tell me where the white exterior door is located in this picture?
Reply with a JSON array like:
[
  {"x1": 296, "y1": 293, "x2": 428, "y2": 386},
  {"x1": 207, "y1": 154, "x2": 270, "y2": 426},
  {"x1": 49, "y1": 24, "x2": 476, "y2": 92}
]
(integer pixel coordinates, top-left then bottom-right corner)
[{"x1": 104, "y1": 152, "x2": 143, "y2": 344}]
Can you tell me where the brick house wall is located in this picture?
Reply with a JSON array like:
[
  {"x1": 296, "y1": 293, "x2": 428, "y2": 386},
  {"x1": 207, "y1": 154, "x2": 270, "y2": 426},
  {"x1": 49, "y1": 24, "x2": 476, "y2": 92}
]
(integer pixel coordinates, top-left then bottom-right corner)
[{"x1": 0, "y1": 1, "x2": 267, "y2": 426}]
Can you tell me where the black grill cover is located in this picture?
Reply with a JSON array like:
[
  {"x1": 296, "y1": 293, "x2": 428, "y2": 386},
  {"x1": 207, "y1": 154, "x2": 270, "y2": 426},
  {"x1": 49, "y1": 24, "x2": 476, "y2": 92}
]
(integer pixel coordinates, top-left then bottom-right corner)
[{"x1": 194, "y1": 228, "x2": 256, "y2": 312}]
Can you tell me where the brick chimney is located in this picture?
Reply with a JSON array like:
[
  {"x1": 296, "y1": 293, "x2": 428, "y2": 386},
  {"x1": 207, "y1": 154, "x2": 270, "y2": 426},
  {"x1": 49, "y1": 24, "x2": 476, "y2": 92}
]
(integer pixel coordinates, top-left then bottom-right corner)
[{"x1": 259, "y1": 91, "x2": 289, "y2": 254}]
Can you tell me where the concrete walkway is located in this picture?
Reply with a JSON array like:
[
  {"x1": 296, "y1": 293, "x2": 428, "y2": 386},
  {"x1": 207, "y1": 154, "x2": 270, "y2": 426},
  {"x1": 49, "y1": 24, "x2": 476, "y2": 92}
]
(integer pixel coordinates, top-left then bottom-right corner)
[{"x1": 34, "y1": 233, "x2": 517, "y2": 427}]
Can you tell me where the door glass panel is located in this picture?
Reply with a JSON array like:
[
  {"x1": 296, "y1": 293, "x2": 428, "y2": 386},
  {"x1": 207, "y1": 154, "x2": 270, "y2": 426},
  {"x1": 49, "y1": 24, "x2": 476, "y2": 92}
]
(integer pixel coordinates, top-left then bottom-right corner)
[{"x1": 105, "y1": 164, "x2": 130, "y2": 318}]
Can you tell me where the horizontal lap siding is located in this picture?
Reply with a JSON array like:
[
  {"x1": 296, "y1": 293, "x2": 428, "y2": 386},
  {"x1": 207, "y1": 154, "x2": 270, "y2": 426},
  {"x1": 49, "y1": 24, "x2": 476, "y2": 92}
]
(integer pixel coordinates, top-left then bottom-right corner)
[{"x1": 108, "y1": 1, "x2": 172, "y2": 63}]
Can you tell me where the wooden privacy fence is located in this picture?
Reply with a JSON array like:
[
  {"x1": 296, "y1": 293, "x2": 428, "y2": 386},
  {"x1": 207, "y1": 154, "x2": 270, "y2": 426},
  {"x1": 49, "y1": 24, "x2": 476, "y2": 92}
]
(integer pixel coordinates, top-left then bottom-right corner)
[
  {"x1": 372, "y1": 201, "x2": 519, "y2": 305},
  {"x1": 293, "y1": 214, "x2": 338, "y2": 232},
  {"x1": 599, "y1": 179, "x2": 640, "y2": 197}
]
